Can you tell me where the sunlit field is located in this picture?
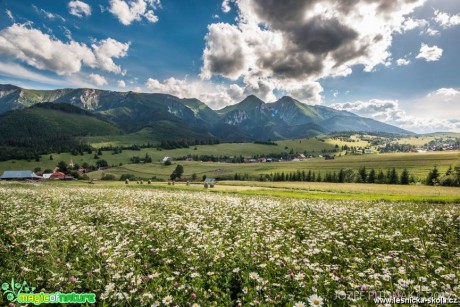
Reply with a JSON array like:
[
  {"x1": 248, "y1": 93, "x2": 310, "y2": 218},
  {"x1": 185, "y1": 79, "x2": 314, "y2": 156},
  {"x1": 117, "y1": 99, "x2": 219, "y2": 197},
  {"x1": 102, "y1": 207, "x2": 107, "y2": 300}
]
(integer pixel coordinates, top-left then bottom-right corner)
[{"x1": 1, "y1": 184, "x2": 459, "y2": 306}]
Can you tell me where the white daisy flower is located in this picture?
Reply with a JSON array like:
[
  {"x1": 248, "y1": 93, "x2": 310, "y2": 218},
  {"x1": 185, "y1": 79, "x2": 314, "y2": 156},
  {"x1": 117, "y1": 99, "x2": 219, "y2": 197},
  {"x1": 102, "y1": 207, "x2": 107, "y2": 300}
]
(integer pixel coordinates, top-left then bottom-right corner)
[
  {"x1": 249, "y1": 272, "x2": 259, "y2": 280},
  {"x1": 162, "y1": 295, "x2": 173, "y2": 305},
  {"x1": 308, "y1": 294, "x2": 323, "y2": 306}
]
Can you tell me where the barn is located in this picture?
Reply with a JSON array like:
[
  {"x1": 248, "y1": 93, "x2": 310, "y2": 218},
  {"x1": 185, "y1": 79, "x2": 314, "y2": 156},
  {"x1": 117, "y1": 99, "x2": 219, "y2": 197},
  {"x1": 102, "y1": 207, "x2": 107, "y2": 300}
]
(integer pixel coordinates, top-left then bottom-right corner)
[{"x1": 0, "y1": 170, "x2": 43, "y2": 180}]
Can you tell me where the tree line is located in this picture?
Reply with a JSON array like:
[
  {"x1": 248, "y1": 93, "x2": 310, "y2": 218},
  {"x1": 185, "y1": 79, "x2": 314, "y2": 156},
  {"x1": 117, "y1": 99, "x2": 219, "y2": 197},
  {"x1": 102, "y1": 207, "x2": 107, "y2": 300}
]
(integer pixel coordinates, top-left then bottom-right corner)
[
  {"x1": 258, "y1": 167, "x2": 413, "y2": 184},
  {"x1": 253, "y1": 165, "x2": 460, "y2": 186},
  {"x1": 159, "y1": 139, "x2": 220, "y2": 150}
]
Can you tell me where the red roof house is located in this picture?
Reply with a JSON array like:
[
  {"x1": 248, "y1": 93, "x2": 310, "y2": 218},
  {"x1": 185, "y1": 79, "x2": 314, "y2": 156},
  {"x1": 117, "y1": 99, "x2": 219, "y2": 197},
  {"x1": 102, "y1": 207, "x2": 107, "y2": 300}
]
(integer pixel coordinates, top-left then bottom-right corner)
[{"x1": 50, "y1": 172, "x2": 65, "y2": 180}]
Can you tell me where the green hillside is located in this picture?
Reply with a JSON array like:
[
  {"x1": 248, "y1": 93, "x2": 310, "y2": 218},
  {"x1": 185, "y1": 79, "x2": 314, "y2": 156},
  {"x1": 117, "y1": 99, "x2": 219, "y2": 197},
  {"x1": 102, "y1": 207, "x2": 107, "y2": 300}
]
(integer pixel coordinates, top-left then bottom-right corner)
[{"x1": 0, "y1": 103, "x2": 120, "y2": 161}]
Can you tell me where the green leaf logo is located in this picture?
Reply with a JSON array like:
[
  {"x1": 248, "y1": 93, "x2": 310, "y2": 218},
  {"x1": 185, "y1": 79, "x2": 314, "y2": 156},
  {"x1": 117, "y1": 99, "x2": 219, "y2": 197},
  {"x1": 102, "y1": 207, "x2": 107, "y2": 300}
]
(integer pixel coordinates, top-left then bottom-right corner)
[{"x1": 1, "y1": 278, "x2": 36, "y2": 302}]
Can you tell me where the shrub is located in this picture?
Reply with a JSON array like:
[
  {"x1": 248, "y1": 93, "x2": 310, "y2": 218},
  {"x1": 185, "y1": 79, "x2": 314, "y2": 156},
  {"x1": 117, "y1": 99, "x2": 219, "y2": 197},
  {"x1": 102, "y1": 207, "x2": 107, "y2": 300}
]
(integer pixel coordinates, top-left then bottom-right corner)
[
  {"x1": 120, "y1": 174, "x2": 137, "y2": 181},
  {"x1": 101, "y1": 173, "x2": 116, "y2": 181}
]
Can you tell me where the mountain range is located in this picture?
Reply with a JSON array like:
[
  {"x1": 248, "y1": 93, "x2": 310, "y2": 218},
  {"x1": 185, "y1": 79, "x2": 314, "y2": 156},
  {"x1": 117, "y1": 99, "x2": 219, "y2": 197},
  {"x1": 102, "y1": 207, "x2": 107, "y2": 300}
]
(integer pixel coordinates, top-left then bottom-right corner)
[{"x1": 0, "y1": 84, "x2": 412, "y2": 143}]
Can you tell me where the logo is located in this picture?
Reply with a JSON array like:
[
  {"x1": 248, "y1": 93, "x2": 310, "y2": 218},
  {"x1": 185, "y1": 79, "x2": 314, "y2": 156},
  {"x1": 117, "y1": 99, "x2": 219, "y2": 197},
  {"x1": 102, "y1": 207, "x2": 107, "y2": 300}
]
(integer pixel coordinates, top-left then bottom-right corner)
[{"x1": 2, "y1": 278, "x2": 96, "y2": 305}]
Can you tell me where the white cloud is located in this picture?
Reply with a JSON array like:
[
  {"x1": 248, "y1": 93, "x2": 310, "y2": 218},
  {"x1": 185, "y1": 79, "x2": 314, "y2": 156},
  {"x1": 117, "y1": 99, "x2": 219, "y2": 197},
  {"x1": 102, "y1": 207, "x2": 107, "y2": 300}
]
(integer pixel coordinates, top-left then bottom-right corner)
[
  {"x1": 118, "y1": 80, "x2": 126, "y2": 88},
  {"x1": 0, "y1": 62, "x2": 98, "y2": 88},
  {"x1": 33, "y1": 5, "x2": 66, "y2": 22},
  {"x1": 222, "y1": 0, "x2": 232, "y2": 13},
  {"x1": 68, "y1": 0, "x2": 92, "y2": 18},
  {"x1": 6, "y1": 10, "x2": 14, "y2": 22},
  {"x1": 426, "y1": 28, "x2": 439, "y2": 36},
  {"x1": 108, "y1": 0, "x2": 161, "y2": 25},
  {"x1": 331, "y1": 87, "x2": 460, "y2": 133},
  {"x1": 330, "y1": 98, "x2": 460, "y2": 133},
  {"x1": 145, "y1": 77, "x2": 245, "y2": 109},
  {"x1": 0, "y1": 62, "x2": 65, "y2": 86},
  {"x1": 0, "y1": 23, "x2": 129, "y2": 75},
  {"x1": 91, "y1": 38, "x2": 130, "y2": 74},
  {"x1": 429, "y1": 88, "x2": 460, "y2": 98},
  {"x1": 88, "y1": 73, "x2": 108, "y2": 86},
  {"x1": 416, "y1": 43, "x2": 443, "y2": 62},
  {"x1": 61, "y1": 26, "x2": 73, "y2": 40},
  {"x1": 396, "y1": 58, "x2": 411, "y2": 66},
  {"x1": 330, "y1": 99, "x2": 400, "y2": 115},
  {"x1": 201, "y1": 0, "x2": 427, "y2": 106},
  {"x1": 434, "y1": 10, "x2": 460, "y2": 29},
  {"x1": 401, "y1": 17, "x2": 428, "y2": 32}
]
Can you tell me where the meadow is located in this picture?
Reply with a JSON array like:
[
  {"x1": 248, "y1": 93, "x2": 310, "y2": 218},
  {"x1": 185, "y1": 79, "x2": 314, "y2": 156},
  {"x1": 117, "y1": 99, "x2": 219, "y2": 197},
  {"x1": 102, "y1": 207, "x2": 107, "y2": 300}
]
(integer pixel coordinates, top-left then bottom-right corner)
[{"x1": 0, "y1": 183, "x2": 459, "y2": 306}]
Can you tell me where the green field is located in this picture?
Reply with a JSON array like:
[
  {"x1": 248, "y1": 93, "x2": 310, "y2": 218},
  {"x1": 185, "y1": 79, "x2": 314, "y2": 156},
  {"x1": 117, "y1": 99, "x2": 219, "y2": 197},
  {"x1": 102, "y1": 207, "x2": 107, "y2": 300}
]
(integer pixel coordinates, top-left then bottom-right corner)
[
  {"x1": 86, "y1": 150, "x2": 460, "y2": 181},
  {"x1": 1, "y1": 134, "x2": 459, "y2": 182},
  {"x1": 0, "y1": 183, "x2": 459, "y2": 306},
  {"x1": 1, "y1": 133, "x2": 459, "y2": 185}
]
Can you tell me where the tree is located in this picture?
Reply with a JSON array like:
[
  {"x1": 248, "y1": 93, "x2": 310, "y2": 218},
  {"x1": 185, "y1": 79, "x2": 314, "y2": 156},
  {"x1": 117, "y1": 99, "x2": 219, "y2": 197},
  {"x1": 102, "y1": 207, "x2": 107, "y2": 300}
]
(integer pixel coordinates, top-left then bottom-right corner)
[
  {"x1": 96, "y1": 159, "x2": 108, "y2": 168},
  {"x1": 400, "y1": 168, "x2": 410, "y2": 185},
  {"x1": 170, "y1": 165, "x2": 184, "y2": 180},
  {"x1": 426, "y1": 166, "x2": 440, "y2": 186},
  {"x1": 357, "y1": 166, "x2": 367, "y2": 183},
  {"x1": 49, "y1": 155, "x2": 53, "y2": 160},
  {"x1": 144, "y1": 153, "x2": 152, "y2": 163},
  {"x1": 57, "y1": 161, "x2": 68, "y2": 173},
  {"x1": 367, "y1": 168, "x2": 376, "y2": 184},
  {"x1": 376, "y1": 170, "x2": 385, "y2": 184},
  {"x1": 388, "y1": 168, "x2": 399, "y2": 184}
]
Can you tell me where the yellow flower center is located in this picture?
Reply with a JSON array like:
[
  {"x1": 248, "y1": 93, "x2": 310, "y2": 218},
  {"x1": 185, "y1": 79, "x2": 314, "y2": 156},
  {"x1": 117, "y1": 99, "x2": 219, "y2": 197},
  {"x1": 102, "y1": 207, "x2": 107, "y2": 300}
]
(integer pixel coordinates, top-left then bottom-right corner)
[{"x1": 313, "y1": 300, "x2": 320, "y2": 305}]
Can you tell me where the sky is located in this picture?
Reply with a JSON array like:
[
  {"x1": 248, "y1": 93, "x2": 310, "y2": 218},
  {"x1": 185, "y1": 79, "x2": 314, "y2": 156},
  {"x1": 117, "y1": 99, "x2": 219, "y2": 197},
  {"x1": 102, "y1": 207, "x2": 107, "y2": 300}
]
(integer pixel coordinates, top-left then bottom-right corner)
[{"x1": 0, "y1": 0, "x2": 459, "y2": 133}]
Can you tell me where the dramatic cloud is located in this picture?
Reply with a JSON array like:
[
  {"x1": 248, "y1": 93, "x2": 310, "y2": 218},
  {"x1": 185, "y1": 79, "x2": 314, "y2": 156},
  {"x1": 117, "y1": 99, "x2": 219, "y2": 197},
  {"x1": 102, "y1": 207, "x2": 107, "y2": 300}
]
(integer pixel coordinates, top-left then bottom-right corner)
[
  {"x1": 434, "y1": 10, "x2": 460, "y2": 29},
  {"x1": 108, "y1": 0, "x2": 161, "y2": 25},
  {"x1": 201, "y1": 23, "x2": 248, "y2": 81},
  {"x1": 416, "y1": 43, "x2": 443, "y2": 62},
  {"x1": 396, "y1": 58, "x2": 411, "y2": 66},
  {"x1": 118, "y1": 80, "x2": 126, "y2": 88},
  {"x1": 201, "y1": 0, "x2": 427, "y2": 105},
  {"x1": 0, "y1": 23, "x2": 129, "y2": 75},
  {"x1": 330, "y1": 89, "x2": 460, "y2": 133},
  {"x1": 68, "y1": 0, "x2": 92, "y2": 18},
  {"x1": 145, "y1": 77, "x2": 245, "y2": 109},
  {"x1": 88, "y1": 73, "x2": 108, "y2": 86}
]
